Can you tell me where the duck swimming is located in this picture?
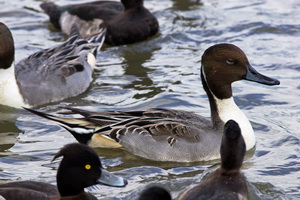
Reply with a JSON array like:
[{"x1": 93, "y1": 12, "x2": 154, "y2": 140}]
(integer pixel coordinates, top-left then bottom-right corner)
[
  {"x1": 40, "y1": 0, "x2": 159, "y2": 45},
  {"x1": 178, "y1": 120, "x2": 248, "y2": 200},
  {"x1": 25, "y1": 43, "x2": 280, "y2": 162},
  {"x1": 138, "y1": 186, "x2": 172, "y2": 200},
  {"x1": 0, "y1": 22, "x2": 105, "y2": 108},
  {"x1": 0, "y1": 143, "x2": 127, "y2": 199}
]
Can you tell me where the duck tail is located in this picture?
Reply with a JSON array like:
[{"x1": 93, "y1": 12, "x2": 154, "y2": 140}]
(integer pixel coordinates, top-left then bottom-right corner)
[
  {"x1": 85, "y1": 27, "x2": 107, "y2": 55},
  {"x1": 69, "y1": 23, "x2": 82, "y2": 39},
  {"x1": 23, "y1": 107, "x2": 95, "y2": 145},
  {"x1": 40, "y1": 2, "x2": 62, "y2": 30}
]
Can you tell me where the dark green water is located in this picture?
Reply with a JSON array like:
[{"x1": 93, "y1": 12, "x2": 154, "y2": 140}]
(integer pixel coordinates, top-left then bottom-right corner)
[{"x1": 0, "y1": 0, "x2": 299, "y2": 199}]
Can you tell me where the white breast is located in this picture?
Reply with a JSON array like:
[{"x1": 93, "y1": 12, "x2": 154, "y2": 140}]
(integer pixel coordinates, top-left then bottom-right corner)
[
  {"x1": 214, "y1": 96, "x2": 256, "y2": 150},
  {"x1": 0, "y1": 66, "x2": 29, "y2": 108}
]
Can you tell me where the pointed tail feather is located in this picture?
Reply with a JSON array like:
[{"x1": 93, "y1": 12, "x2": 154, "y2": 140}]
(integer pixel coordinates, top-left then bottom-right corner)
[
  {"x1": 69, "y1": 23, "x2": 82, "y2": 39},
  {"x1": 23, "y1": 107, "x2": 125, "y2": 148},
  {"x1": 23, "y1": 107, "x2": 95, "y2": 144},
  {"x1": 86, "y1": 28, "x2": 106, "y2": 54}
]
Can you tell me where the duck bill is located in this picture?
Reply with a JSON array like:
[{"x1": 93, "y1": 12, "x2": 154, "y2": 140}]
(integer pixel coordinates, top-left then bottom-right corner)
[
  {"x1": 243, "y1": 65, "x2": 280, "y2": 85},
  {"x1": 97, "y1": 169, "x2": 127, "y2": 187}
]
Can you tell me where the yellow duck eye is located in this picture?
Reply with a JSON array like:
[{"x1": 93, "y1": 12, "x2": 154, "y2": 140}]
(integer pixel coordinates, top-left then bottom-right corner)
[{"x1": 85, "y1": 164, "x2": 91, "y2": 170}]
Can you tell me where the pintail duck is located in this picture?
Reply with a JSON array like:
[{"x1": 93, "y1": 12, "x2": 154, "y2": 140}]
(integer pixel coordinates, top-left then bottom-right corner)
[
  {"x1": 178, "y1": 120, "x2": 248, "y2": 200},
  {"x1": 25, "y1": 43, "x2": 280, "y2": 162},
  {"x1": 0, "y1": 143, "x2": 127, "y2": 199},
  {"x1": 0, "y1": 22, "x2": 105, "y2": 108},
  {"x1": 40, "y1": 0, "x2": 159, "y2": 45}
]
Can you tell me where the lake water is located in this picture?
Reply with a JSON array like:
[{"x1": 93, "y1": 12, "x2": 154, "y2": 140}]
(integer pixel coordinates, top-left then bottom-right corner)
[{"x1": 0, "y1": 0, "x2": 299, "y2": 199}]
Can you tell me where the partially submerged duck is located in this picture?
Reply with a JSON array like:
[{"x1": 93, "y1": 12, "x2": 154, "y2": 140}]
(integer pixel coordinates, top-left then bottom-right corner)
[
  {"x1": 138, "y1": 186, "x2": 172, "y2": 200},
  {"x1": 0, "y1": 22, "x2": 105, "y2": 108},
  {"x1": 40, "y1": 0, "x2": 159, "y2": 45},
  {"x1": 0, "y1": 143, "x2": 127, "y2": 199},
  {"x1": 25, "y1": 43, "x2": 280, "y2": 162},
  {"x1": 178, "y1": 120, "x2": 248, "y2": 200}
]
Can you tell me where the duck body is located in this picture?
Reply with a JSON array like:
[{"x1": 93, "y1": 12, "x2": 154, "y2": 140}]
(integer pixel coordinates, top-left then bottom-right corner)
[
  {"x1": 0, "y1": 143, "x2": 127, "y2": 200},
  {"x1": 97, "y1": 109, "x2": 222, "y2": 162},
  {"x1": 41, "y1": 0, "x2": 159, "y2": 45},
  {"x1": 26, "y1": 44, "x2": 280, "y2": 162},
  {"x1": 178, "y1": 169, "x2": 248, "y2": 200},
  {"x1": 0, "y1": 181, "x2": 59, "y2": 200},
  {"x1": 0, "y1": 22, "x2": 105, "y2": 108},
  {"x1": 178, "y1": 120, "x2": 248, "y2": 200}
]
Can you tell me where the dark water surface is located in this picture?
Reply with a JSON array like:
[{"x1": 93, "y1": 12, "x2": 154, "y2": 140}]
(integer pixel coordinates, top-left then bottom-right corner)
[{"x1": 0, "y1": 0, "x2": 299, "y2": 199}]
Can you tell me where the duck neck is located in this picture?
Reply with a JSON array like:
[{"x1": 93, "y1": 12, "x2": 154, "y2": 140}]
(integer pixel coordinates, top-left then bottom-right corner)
[
  {"x1": 213, "y1": 96, "x2": 255, "y2": 150},
  {"x1": 122, "y1": 0, "x2": 144, "y2": 10},
  {"x1": 0, "y1": 65, "x2": 27, "y2": 108},
  {"x1": 201, "y1": 67, "x2": 255, "y2": 150},
  {"x1": 57, "y1": 165, "x2": 84, "y2": 197},
  {"x1": 201, "y1": 67, "x2": 223, "y2": 129}
]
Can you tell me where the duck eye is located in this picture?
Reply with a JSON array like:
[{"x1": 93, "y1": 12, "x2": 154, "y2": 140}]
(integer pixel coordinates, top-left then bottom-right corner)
[
  {"x1": 226, "y1": 59, "x2": 235, "y2": 65},
  {"x1": 85, "y1": 164, "x2": 91, "y2": 170}
]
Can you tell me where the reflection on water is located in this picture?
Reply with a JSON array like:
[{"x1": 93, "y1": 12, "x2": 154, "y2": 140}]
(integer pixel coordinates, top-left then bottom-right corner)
[
  {"x1": 0, "y1": 0, "x2": 299, "y2": 199},
  {"x1": 121, "y1": 48, "x2": 164, "y2": 99},
  {"x1": 171, "y1": 0, "x2": 203, "y2": 11}
]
